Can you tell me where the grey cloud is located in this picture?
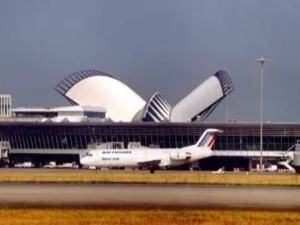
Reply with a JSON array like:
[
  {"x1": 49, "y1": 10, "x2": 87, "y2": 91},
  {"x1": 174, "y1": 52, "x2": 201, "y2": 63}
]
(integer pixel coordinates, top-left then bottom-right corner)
[{"x1": 0, "y1": 0, "x2": 299, "y2": 122}]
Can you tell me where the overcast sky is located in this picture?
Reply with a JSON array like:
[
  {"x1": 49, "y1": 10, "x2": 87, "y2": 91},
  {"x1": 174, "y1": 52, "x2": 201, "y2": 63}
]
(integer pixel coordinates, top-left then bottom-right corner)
[{"x1": 0, "y1": 0, "x2": 299, "y2": 122}]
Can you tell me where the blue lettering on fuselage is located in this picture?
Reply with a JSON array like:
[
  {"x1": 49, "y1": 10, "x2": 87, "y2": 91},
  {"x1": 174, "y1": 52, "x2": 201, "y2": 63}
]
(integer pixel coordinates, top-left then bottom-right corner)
[
  {"x1": 102, "y1": 150, "x2": 132, "y2": 154},
  {"x1": 102, "y1": 157, "x2": 120, "y2": 161},
  {"x1": 102, "y1": 157, "x2": 111, "y2": 160}
]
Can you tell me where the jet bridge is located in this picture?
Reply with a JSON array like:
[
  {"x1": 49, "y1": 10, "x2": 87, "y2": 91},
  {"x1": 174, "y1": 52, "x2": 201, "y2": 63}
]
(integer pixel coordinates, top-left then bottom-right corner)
[
  {"x1": 0, "y1": 141, "x2": 10, "y2": 167},
  {"x1": 214, "y1": 148, "x2": 295, "y2": 172},
  {"x1": 292, "y1": 140, "x2": 300, "y2": 173}
]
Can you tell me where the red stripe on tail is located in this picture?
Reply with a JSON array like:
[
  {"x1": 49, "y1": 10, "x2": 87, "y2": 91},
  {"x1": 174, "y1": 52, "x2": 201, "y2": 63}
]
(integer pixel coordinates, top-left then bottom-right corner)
[{"x1": 207, "y1": 135, "x2": 216, "y2": 148}]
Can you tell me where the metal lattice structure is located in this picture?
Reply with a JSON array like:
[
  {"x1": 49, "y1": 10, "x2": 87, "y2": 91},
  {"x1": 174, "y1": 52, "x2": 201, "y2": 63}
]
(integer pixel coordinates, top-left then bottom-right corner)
[
  {"x1": 132, "y1": 92, "x2": 172, "y2": 122},
  {"x1": 215, "y1": 70, "x2": 234, "y2": 96}
]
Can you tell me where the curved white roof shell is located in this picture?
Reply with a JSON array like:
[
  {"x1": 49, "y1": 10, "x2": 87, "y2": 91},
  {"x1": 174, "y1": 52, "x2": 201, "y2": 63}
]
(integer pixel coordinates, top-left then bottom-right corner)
[
  {"x1": 170, "y1": 70, "x2": 234, "y2": 122},
  {"x1": 55, "y1": 70, "x2": 146, "y2": 122}
]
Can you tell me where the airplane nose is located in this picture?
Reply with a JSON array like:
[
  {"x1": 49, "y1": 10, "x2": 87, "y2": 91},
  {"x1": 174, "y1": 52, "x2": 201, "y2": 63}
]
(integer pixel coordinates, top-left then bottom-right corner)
[{"x1": 80, "y1": 157, "x2": 88, "y2": 165}]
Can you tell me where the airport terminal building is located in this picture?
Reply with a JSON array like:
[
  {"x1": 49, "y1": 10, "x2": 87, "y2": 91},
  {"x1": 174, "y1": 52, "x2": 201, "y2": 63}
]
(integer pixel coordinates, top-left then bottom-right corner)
[
  {"x1": 0, "y1": 121, "x2": 298, "y2": 170},
  {"x1": 1, "y1": 69, "x2": 299, "y2": 171}
]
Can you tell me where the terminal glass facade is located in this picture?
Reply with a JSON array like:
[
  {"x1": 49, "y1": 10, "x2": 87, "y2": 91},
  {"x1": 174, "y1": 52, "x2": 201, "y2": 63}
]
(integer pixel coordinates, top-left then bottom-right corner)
[{"x1": 0, "y1": 122, "x2": 299, "y2": 151}]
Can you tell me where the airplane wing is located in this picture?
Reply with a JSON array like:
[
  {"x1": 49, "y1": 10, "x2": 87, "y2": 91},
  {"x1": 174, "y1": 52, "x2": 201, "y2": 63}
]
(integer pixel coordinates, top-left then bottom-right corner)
[{"x1": 137, "y1": 159, "x2": 161, "y2": 168}]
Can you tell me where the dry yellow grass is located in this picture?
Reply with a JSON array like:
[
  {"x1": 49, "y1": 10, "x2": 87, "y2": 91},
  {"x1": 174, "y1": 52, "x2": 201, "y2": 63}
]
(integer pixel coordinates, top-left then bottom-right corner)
[
  {"x1": 0, "y1": 170, "x2": 299, "y2": 186},
  {"x1": 0, "y1": 209, "x2": 300, "y2": 225}
]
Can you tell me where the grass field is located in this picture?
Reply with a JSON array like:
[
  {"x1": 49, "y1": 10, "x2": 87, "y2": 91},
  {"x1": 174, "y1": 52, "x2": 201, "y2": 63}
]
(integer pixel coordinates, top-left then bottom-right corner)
[
  {"x1": 0, "y1": 170, "x2": 300, "y2": 186},
  {"x1": 1, "y1": 209, "x2": 300, "y2": 225}
]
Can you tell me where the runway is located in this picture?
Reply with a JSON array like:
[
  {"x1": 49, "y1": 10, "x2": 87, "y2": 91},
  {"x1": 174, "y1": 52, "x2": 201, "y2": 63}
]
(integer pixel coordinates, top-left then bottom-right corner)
[{"x1": 0, "y1": 183, "x2": 300, "y2": 210}]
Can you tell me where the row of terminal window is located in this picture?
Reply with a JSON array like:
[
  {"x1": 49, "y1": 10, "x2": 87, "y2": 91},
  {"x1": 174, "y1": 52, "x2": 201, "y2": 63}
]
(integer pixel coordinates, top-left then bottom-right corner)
[
  {"x1": 83, "y1": 111, "x2": 105, "y2": 118},
  {"x1": 102, "y1": 151, "x2": 132, "y2": 154}
]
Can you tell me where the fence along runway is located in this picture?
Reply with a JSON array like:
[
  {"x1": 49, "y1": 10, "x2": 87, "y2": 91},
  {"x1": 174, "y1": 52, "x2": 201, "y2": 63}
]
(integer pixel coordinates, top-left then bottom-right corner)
[{"x1": 0, "y1": 183, "x2": 299, "y2": 210}]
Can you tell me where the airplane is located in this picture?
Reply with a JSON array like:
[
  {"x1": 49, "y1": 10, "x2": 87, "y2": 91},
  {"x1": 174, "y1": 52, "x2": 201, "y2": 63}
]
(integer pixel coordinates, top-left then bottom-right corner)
[{"x1": 80, "y1": 128, "x2": 223, "y2": 173}]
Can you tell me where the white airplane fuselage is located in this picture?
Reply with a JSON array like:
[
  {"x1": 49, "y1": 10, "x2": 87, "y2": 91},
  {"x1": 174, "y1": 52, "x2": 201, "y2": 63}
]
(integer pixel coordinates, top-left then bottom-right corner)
[
  {"x1": 80, "y1": 146, "x2": 212, "y2": 168},
  {"x1": 80, "y1": 128, "x2": 222, "y2": 172}
]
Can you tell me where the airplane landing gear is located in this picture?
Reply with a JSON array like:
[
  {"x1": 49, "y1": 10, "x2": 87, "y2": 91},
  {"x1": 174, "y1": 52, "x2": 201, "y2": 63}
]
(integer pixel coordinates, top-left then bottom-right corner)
[
  {"x1": 94, "y1": 166, "x2": 101, "y2": 173},
  {"x1": 150, "y1": 168, "x2": 155, "y2": 174}
]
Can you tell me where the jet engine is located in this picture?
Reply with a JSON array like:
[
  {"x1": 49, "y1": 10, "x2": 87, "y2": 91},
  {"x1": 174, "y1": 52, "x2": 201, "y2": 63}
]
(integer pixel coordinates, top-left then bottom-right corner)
[{"x1": 170, "y1": 151, "x2": 191, "y2": 161}]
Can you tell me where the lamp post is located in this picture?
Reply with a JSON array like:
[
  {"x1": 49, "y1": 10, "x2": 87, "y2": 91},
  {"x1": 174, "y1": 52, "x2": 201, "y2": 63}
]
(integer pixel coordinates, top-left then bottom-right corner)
[
  {"x1": 224, "y1": 86, "x2": 229, "y2": 123},
  {"x1": 225, "y1": 94, "x2": 229, "y2": 123},
  {"x1": 255, "y1": 57, "x2": 270, "y2": 171}
]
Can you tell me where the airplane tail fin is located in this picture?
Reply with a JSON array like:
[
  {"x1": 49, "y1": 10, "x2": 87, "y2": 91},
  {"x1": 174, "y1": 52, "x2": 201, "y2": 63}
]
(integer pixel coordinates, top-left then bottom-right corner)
[{"x1": 195, "y1": 128, "x2": 223, "y2": 149}]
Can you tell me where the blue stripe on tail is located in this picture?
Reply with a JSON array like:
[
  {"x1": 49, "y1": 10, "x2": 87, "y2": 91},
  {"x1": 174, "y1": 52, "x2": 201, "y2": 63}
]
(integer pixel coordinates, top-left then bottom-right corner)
[{"x1": 197, "y1": 133, "x2": 211, "y2": 147}]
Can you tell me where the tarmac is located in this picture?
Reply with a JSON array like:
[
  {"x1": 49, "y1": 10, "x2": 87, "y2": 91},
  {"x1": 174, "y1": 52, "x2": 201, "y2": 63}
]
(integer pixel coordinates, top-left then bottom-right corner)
[
  {"x1": 1, "y1": 167, "x2": 298, "y2": 176},
  {"x1": 0, "y1": 183, "x2": 299, "y2": 210}
]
